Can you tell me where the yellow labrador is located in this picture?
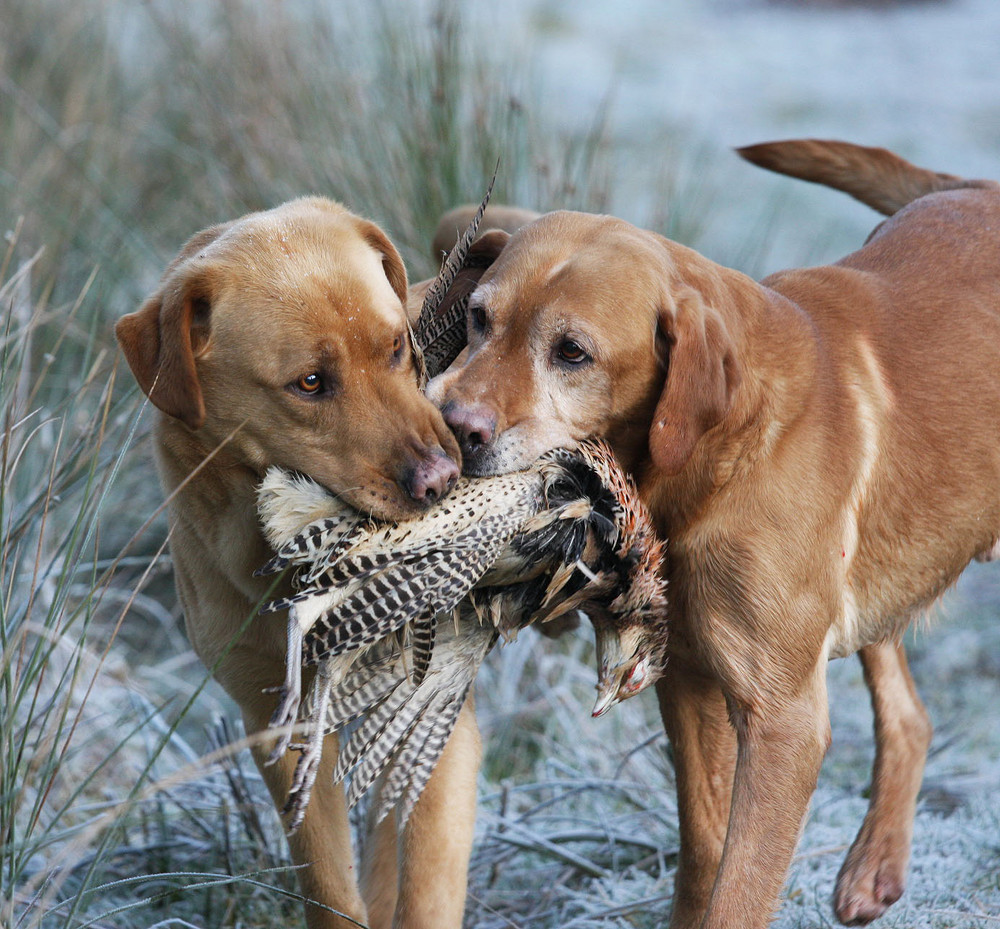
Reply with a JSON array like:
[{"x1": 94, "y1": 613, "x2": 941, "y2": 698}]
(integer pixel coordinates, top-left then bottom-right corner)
[{"x1": 117, "y1": 196, "x2": 477, "y2": 929}]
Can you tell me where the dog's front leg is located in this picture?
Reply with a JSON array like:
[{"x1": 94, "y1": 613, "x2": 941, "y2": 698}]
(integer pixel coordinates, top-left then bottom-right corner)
[
  {"x1": 245, "y1": 701, "x2": 368, "y2": 929},
  {"x1": 656, "y1": 660, "x2": 737, "y2": 929},
  {"x1": 362, "y1": 694, "x2": 482, "y2": 929},
  {"x1": 834, "y1": 640, "x2": 932, "y2": 925},
  {"x1": 702, "y1": 658, "x2": 832, "y2": 929}
]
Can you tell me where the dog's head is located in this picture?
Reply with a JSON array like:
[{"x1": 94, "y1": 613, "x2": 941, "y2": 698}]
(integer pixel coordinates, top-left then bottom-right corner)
[
  {"x1": 117, "y1": 197, "x2": 460, "y2": 520},
  {"x1": 427, "y1": 210, "x2": 741, "y2": 478}
]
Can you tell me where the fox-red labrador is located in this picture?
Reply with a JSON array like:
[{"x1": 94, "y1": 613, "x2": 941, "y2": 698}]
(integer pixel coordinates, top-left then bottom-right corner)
[{"x1": 428, "y1": 141, "x2": 1000, "y2": 927}]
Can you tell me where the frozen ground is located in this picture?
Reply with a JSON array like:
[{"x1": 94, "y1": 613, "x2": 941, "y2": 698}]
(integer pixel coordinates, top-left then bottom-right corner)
[
  {"x1": 463, "y1": 572, "x2": 1000, "y2": 928},
  {"x1": 457, "y1": 1, "x2": 1000, "y2": 925}
]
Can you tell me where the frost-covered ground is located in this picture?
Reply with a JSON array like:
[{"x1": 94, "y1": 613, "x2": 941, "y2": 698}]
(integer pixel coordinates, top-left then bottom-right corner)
[
  {"x1": 459, "y1": 1, "x2": 1000, "y2": 925},
  {"x1": 466, "y1": 561, "x2": 1000, "y2": 929}
]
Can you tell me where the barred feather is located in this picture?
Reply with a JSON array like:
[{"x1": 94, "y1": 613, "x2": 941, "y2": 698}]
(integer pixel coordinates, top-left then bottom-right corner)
[
  {"x1": 412, "y1": 291, "x2": 472, "y2": 381},
  {"x1": 375, "y1": 689, "x2": 461, "y2": 822},
  {"x1": 307, "y1": 548, "x2": 397, "y2": 587},
  {"x1": 305, "y1": 653, "x2": 403, "y2": 733},
  {"x1": 333, "y1": 616, "x2": 495, "y2": 821},
  {"x1": 409, "y1": 613, "x2": 436, "y2": 686},
  {"x1": 256, "y1": 471, "x2": 355, "y2": 555},
  {"x1": 298, "y1": 522, "x2": 380, "y2": 583},
  {"x1": 301, "y1": 510, "x2": 528, "y2": 663},
  {"x1": 344, "y1": 691, "x2": 429, "y2": 807},
  {"x1": 414, "y1": 168, "x2": 497, "y2": 380},
  {"x1": 391, "y1": 694, "x2": 468, "y2": 824},
  {"x1": 260, "y1": 586, "x2": 353, "y2": 632},
  {"x1": 333, "y1": 682, "x2": 413, "y2": 786},
  {"x1": 370, "y1": 618, "x2": 493, "y2": 823}
]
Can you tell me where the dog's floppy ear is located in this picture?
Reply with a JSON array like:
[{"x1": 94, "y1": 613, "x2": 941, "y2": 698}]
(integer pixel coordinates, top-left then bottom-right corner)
[
  {"x1": 466, "y1": 228, "x2": 510, "y2": 266},
  {"x1": 357, "y1": 220, "x2": 409, "y2": 307},
  {"x1": 116, "y1": 224, "x2": 231, "y2": 430},
  {"x1": 412, "y1": 228, "x2": 511, "y2": 326},
  {"x1": 406, "y1": 227, "x2": 511, "y2": 345},
  {"x1": 649, "y1": 287, "x2": 740, "y2": 475}
]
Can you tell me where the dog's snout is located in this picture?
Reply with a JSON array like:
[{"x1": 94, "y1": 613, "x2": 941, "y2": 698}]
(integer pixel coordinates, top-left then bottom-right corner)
[
  {"x1": 404, "y1": 449, "x2": 460, "y2": 506},
  {"x1": 442, "y1": 402, "x2": 497, "y2": 458}
]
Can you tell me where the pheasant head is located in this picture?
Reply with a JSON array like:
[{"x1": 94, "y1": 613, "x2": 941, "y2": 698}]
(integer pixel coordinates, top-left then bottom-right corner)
[{"x1": 579, "y1": 443, "x2": 669, "y2": 717}]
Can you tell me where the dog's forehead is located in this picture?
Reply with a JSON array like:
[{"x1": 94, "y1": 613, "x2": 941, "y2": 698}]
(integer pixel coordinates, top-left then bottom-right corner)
[
  {"x1": 205, "y1": 239, "x2": 404, "y2": 377},
  {"x1": 217, "y1": 216, "x2": 402, "y2": 324},
  {"x1": 474, "y1": 214, "x2": 665, "y2": 334},
  {"x1": 512, "y1": 210, "x2": 659, "y2": 262}
]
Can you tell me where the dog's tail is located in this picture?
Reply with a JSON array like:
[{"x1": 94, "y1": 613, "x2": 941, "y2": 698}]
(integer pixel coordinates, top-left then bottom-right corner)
[{"x1": 737, "y1": 138, "x2": 999, "y2": 216}]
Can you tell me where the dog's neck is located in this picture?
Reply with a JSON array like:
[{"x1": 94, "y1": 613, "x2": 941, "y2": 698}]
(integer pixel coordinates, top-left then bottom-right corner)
[
  {"x1": 153, "y1": 414, "x2": 276, "y2": 601},
  {"x1": 640, "y1": 279, "x2": 819, "y2": 538}
]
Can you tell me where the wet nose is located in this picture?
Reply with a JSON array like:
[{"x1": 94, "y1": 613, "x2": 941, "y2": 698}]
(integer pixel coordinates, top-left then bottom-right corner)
[
  {"x1": 404, "y1": 449, "x2": 460, "y2": 506},
  {"x1": 442, "y1": 402, "x2": 497, "y2": 457}
]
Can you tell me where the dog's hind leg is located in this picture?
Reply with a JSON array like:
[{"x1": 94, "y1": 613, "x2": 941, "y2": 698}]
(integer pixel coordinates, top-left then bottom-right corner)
[{"x1": 834, "y1": 640, "x2": 932, "y2": 926}]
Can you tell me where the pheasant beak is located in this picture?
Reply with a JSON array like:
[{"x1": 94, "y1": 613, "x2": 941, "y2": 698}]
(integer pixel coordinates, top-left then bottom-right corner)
[
  {"x1": 592, "y1": 678, "x2": 623, "y2": 718},
  {"x1": 592, "y1": 654, "x2": 652, "y2": 717}
]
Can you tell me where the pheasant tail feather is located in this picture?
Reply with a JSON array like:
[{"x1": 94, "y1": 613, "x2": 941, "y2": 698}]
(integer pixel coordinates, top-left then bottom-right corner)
[{"x1": 414, "y1": 166, "x2": 497, "y2": 378}]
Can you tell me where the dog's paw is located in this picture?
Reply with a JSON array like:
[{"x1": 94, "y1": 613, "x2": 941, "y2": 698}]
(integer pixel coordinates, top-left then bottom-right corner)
[{"x1": 835, "y1": 853, "x2": 906, "y2": 925}]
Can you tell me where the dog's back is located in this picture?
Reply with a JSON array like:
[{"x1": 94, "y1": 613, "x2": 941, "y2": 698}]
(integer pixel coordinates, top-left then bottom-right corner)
[{"x1": 742, "y1": 140, "x2": 1000, "y2": 643}]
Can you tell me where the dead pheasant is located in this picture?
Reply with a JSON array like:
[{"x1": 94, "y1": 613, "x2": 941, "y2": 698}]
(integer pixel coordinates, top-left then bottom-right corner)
[{"x1": 256, "y1": 439, "x2": 668, "y2": 828}]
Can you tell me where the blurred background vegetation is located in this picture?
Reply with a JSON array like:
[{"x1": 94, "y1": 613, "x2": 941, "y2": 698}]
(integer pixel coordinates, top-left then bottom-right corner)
[
  {"x1": 2, "y1": 1, "x2": 997, "y2": 927},
  {"x1": 0, "y1": 2, "x2": 678, "y2": 926}
]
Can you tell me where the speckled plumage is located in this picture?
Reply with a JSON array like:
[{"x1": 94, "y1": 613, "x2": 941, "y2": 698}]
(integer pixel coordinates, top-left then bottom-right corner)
[{"x1": 255, "y1": 440, "x2": 668, "y2": 830}]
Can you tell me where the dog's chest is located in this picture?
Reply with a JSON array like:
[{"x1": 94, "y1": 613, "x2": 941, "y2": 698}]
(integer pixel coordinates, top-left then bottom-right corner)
[{"x1": 825, "y1": 585, "x2": 884, "y2": 659}]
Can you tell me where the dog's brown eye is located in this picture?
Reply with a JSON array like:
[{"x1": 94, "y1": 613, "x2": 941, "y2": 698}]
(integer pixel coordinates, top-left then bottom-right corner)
[
  {"x1": 556, "y1": 339, "x2": 589, "y2": 365},
  {"x1": 469, "y1": 303, "x2": 488, "y2": 331},
  {"x1": 392, "y1": 334, "x2": 404, "y2": 360},
  {"x1": 297, "y1": 373, "x2": 322, "y2": 394}
]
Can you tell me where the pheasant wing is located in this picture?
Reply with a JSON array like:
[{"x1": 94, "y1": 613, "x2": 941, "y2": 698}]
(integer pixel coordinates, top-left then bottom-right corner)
[{"x1": 301, "y1": 508, "x2": 528, "y2": 664}]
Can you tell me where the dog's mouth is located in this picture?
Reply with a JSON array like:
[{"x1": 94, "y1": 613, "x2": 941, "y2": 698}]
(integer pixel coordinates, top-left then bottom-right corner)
[
  {"x1": 335, "y1": 480, "x2": 421, "y2": 523},
  {"x1": 457, "y1": 427, "x2": 557, "y2": 478},
  {"x1": 459, "y1": 447, "x2": 506, "y2": 477},
  {"x1": 339, "y1": 459, "x2": 459, "y2": 522}
]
